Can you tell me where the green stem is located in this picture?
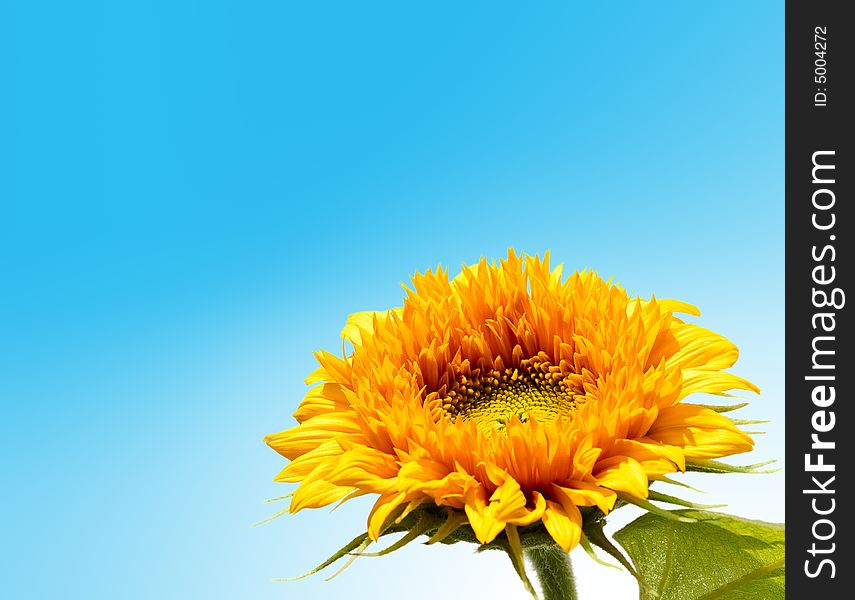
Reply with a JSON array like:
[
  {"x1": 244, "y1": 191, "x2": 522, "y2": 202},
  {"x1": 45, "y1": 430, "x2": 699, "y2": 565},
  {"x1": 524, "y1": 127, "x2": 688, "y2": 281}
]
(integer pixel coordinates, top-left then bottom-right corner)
[{"x1": 525, "y1": 544, "x2": 577, "y2": 600}]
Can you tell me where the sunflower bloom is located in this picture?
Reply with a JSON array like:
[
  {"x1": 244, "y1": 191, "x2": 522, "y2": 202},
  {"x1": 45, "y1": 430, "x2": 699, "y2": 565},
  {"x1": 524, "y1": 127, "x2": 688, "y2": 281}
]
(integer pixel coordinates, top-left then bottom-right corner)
[{"x1": 265, "y1": 250, "x2": 757, "y2": 554}]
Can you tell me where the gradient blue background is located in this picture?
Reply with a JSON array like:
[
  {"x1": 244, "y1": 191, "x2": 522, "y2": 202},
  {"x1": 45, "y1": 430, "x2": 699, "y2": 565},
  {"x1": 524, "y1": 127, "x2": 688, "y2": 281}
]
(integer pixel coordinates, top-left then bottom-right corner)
[{"x1": 2, "y1": 2, "x2": 783, "y2": 598}]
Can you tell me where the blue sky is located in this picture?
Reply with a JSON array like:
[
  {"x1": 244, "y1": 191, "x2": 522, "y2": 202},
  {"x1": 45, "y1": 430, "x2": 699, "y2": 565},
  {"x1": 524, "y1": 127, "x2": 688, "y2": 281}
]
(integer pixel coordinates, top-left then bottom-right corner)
[{"x1": 2, "y1": 2, "x2": 782, "y2": 598}]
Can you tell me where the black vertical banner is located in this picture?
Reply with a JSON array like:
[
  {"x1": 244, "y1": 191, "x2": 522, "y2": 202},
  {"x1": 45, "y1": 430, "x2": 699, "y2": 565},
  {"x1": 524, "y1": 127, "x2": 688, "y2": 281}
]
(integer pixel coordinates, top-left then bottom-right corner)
[{"x1": 786, "y1": 1, "x2": 853, "y2": 597}]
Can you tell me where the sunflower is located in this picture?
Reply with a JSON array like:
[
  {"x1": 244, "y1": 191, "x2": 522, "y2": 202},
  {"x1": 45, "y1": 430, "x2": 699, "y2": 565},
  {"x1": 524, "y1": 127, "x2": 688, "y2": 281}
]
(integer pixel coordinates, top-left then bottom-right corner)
[{"x1": 265, "y1": 250, "x2": 757, "y2": 560}]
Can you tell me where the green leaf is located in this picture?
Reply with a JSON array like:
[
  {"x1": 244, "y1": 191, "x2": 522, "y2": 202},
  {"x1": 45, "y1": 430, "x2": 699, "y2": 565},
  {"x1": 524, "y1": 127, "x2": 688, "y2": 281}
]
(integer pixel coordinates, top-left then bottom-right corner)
[
  {"x1": 654, "y1": 475, "x2": 704, "y2": 493},
  {"x1": 504, "y1": 525, "x2": 538, "y2": 599},
  {"x1": 685, "y1": 459, "x2": 778, "y2": 475},
  {"x1": 274, "y1": 505, "x2": 434, "y2": 581},
  {"x1": 275, "y1": 532, "x2": 370, "y2": 582},
  {"x1": 701, "y1": 402, "x2": 749, "y2": 413},
  {"x1": 613, "y1": 510, "x2": 784, "y2": 600},
  {"x1": 729, "y1": 419, "x2": 770, "y2": 426},
  {"x1": 583, "y1": 517, "x2": 641, "y2": 581},
  {"x1": 426, "y1": 508, "x2": 470, "y2": 545},
  {"x1": 355, "y1": 512, "x2": 435, "y2": 557},
  {"x1": 617, "y1": 494, "x2": 698, "y2": 523},
  {"x1": 578, "y1": 533, "x2": 622, "y2": 571},
  {"x1": 647, "y1": 490, "x2": 726, "y2": 510}
]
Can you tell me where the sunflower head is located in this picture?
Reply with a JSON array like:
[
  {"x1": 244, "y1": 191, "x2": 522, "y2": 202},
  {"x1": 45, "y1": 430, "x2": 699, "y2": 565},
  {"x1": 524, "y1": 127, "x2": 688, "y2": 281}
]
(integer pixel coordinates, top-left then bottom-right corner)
[{"x1": 265, "y1": 250, "x2": 758, "y2": 557}]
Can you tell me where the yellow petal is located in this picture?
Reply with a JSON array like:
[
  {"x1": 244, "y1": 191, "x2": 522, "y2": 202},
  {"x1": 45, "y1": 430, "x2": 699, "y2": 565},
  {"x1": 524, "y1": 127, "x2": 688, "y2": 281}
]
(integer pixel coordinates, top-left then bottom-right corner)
[
  {"x1": 554, "y1": 481, "x2": 617, "y2": 514},
  {"x1": 464, "y1": 502, "x2": 505, "y2": 544},
  {"x1": 290, "y1": 464, "x2": 354, "y2": 512},
  {"x1": 327, "y1": 447, "x2": 399, "y2": 494},
  {"x1": 304, "y1": 365, "x2": 330, "y2": 385},
  {"x1": 264, "y1": 413, "x2": 361, "y2": 460},
  {"x1": 594, "y1": 456, "x2": 649, "y2": 500},
  {"x1": 680, "y1": 370, "x2": 760, "y2": 398},
  {"x1": 367, "y1": 492, "x2": 407, "y2": 540},
  {"x1": 657, "y1": 299, "x2": 701, "y2": 316},
  {"x1": 341, "y1": 310, "x2": 401, "y2": 346},
  {"x1": 647, "y1": 404, "x2": 754, "y2": 458},
  {"x1": 542, "y1": 499, "x2": 582, "y2": 552},
  {"x1": 292, "y1": 383, "x2": 350, "y2": 423},
  {"x1": 512, "y1": 490, "x2": 547, "y2": 526},
  {"x1": 669, "y1": 323, "x2": 739, "y2": 370},
  {"x1": 606, "y1": 438, "x2": 686, "y2": 472},
  {"x1": 274, "y1": 440, "x2": 343, "y2": 482},
  {"x1": 462, "y1": 483, "x2": 505, "y2": 544}
]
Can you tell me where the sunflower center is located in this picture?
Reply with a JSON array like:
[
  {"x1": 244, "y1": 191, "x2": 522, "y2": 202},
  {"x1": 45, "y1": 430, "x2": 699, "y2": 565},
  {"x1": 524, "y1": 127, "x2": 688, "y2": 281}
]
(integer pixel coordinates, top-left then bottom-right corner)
[{"x1": 440, "y1": 356, "x2": 580, "y2": 428}]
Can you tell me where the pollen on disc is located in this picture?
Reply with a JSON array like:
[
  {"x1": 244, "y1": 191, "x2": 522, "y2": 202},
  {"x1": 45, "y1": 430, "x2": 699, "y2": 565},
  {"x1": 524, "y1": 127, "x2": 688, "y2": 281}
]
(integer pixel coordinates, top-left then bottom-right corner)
[{"x1": 439, "y1": 356, "x2": 580, "y2": 431}]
